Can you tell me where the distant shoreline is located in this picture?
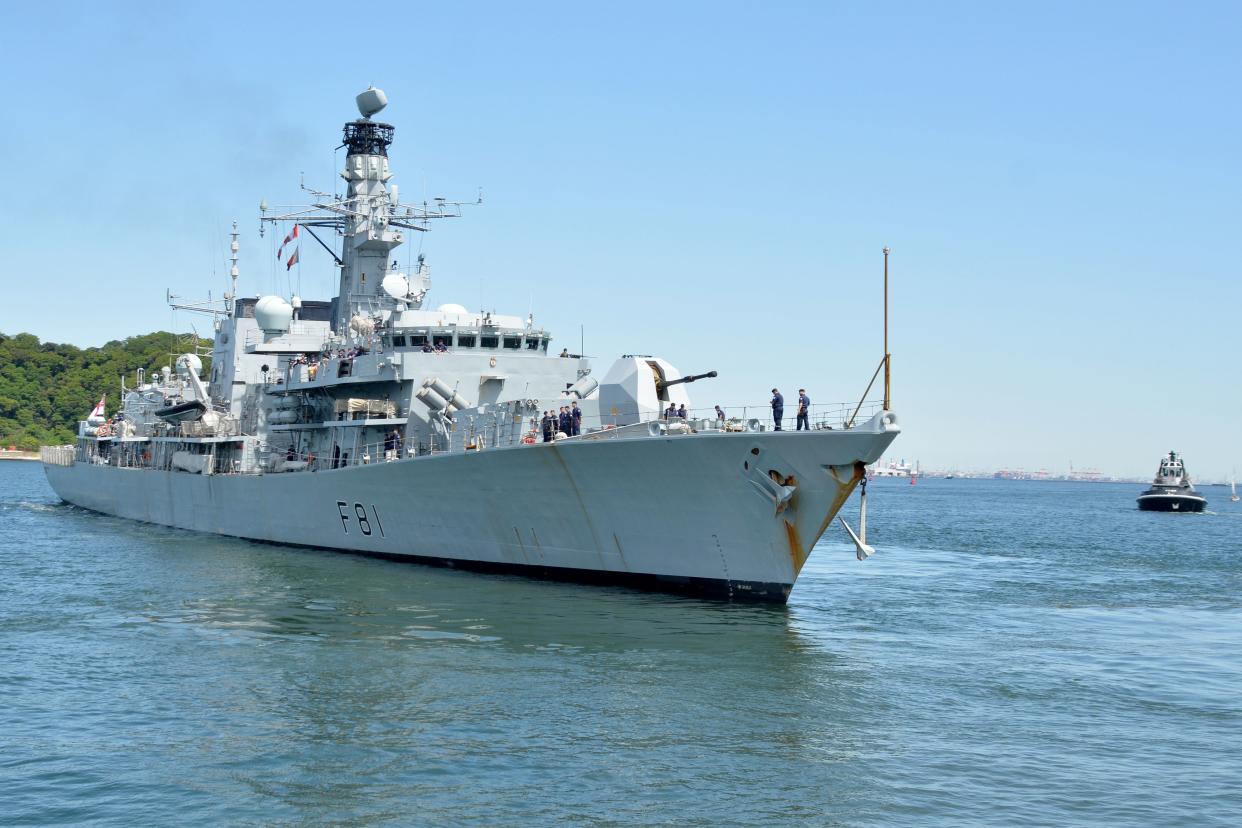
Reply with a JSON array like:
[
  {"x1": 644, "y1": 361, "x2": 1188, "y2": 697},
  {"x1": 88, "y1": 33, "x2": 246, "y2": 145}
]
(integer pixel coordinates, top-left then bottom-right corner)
[{"x1": 0, "y1": 451, "x2": 38, "y2": 461}]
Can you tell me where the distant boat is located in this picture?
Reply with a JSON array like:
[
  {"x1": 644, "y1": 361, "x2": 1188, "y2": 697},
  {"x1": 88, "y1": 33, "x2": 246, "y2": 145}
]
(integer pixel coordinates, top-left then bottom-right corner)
[
  {"x1": 1231, "y1": 476, "x2": 1239, "y2": 503},
  {"x1": 1136, "y1": 451, "x2": 1207, "y2": 513}
]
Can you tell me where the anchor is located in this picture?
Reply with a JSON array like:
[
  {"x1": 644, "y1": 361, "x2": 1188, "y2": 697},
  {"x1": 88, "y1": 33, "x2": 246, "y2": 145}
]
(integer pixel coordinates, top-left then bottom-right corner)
[{"x1": 839, "y1": 478, "x2": 876, "y2": 560}]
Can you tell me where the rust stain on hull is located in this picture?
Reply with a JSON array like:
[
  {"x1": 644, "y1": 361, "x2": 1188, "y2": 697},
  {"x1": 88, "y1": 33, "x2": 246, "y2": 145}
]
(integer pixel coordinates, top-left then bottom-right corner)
[
  {"x1": 785, "y1": 462, "x2": 868, "y2": 577},
  {"x1": 783, "y1": 518, "x2": 808, "y2": 576},
  {"x1": 812, "y1": 461, "x2": 868, "y2": 563}
]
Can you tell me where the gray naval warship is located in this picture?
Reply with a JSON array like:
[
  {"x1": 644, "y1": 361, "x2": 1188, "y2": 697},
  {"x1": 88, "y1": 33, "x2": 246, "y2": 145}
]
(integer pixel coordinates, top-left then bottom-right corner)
[{"x1": 41, "y1": 88, "x2": 901, "y2": 602}]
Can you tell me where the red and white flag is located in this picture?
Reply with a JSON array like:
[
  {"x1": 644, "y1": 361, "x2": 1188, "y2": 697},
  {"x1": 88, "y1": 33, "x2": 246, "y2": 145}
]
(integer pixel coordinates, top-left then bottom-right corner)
[
  {"x1": 89, "y1": 396, "x2": 105, "y2": 419},
  {"x1": 286, "y1": 247, "x2": 299, "y2": 270},
  {"x1": 277, "y1": 224, "x2": 299, "y2": 260}
]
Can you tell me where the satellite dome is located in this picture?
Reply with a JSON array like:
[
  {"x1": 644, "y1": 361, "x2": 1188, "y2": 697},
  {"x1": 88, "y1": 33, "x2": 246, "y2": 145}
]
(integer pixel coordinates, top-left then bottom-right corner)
[
  {"x1": 437, "y1": 303, "x2": 469, "y2": 316},
  {"x1": 176, "y1": 353, "x2": 203, "y2": 378},
  {"x1": 356, "y1": 87, "x2": 388, "y2": 119},
  {"x1": 254, "y1": 295, "x2": 293, "y2": 333},
  {"x1": 381, "y1": 273, "x2": 411, "y2": 300}
]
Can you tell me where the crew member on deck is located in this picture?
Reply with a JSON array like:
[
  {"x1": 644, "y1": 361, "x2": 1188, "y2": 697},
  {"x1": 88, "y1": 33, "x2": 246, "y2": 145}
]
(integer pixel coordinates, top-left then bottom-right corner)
[
  {"x1": 771, "y1": 388, "x2": 784, "y2": 431},
  {"x1": 541, "y1": 411, "x2": 553, "y2": 442},
  {"x1": 385, "y1": 428, "x2": 402, "y2": 461},
  {"x1": 571, "y1": 402, "x2": 582, "y2": 436},
  {"x1": 796, "y1": 389, "x2": 810, "y2": 431}
]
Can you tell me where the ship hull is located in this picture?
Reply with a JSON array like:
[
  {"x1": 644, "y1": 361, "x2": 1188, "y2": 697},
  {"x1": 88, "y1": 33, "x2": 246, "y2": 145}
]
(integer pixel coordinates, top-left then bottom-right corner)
[
  {"x1": 42, "y1": 425, "x2": 898, "y2": 602},
  {"x1": 1136, "y1": 491, "x2": 1207, "y2": 513}
]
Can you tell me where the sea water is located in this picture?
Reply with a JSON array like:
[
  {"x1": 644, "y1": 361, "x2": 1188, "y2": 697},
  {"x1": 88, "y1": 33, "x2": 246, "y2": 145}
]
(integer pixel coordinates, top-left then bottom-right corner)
[{"x1": 2, "y1": 461, "x2": 1240, "y2": 825}]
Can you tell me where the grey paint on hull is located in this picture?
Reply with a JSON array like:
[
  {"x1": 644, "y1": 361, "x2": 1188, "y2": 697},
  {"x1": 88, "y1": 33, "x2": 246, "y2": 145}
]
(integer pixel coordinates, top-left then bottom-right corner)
[{"x1": 44, "y1": 426, "x2": 898, "y2": 600}]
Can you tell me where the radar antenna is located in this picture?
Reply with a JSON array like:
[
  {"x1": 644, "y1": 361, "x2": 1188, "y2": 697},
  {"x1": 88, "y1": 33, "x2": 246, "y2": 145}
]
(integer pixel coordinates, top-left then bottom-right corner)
[
  {"x1": 356, "y1": 87, "x2": 388, "y2": 119},
  {"x1": 258, "y1": 87, "x2": 480, "y2": 329},
  {"x1": 166, "y1": 222, "x2": 239, "y2": 319},
  {"x1": 227, "y1": 222, "x2": 239, "y2": 307}
]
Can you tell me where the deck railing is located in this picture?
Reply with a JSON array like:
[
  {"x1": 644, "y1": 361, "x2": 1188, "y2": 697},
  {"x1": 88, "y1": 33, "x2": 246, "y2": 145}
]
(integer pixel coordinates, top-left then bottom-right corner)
[
  {"x1": 540, "y1": 400, "x2": 883, "y2": 437},
  {"x1": 39, "y1": 446, "x2": 75, "y2": 466},
  {"x1": 260, "y1": 399, "x2": 886, "y2": 474}
]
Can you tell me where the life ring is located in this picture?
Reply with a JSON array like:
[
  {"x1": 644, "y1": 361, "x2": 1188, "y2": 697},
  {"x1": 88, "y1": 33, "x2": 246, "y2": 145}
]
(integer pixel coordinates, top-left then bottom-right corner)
[
  {"x1": 522, "y1": 435, "x2": 536, "y2": 445},
  {"x1": 95, "y1": 425, "x2": 110, "y2": 438}
]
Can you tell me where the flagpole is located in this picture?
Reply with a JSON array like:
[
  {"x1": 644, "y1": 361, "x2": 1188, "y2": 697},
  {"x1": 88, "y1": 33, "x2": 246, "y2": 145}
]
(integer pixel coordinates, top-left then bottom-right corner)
[{"x1": 883, "y1": 246, "x2": 891, "y2": 411}]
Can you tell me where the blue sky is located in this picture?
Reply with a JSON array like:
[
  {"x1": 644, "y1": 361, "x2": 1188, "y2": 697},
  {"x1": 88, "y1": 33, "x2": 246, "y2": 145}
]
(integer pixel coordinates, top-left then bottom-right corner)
[{"x1": 1, "y1": 2, "x2": 1239, "y2": 478}]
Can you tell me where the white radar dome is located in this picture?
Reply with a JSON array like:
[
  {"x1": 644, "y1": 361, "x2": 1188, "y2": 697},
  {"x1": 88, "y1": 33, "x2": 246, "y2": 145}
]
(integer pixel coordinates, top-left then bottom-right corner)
[
  {"x1": 254, "y1": 295, "x2": 293, "y2": 333},
  {"x1": 381, "y1": 273, "x2": 411, "y2": 300},
  {"x1": 437, "y1": 303, "x2": 469, "y2": 316},
  {"x1": 176, "y1": 353, "x2": 203, "y2": 378},
  {"x1": 356, "y1": 87, "x2": 388, "y2": 119}
]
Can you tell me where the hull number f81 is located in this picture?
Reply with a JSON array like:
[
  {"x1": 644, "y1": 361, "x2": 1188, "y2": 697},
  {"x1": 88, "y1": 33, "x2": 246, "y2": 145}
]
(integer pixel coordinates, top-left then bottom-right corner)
[{"x1": 337, "y1": 501, "x2": 386, "y2": 537}]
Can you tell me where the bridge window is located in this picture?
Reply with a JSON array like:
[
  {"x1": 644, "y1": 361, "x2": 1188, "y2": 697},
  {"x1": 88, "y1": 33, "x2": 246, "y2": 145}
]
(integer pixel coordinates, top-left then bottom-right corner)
[
  {"x1": 525, "y1": 338, "x2": 540, "y2": 351},
  {"x1": 410, "y1": 334, "x2": 428, "y2": 346},
  {"x1": 503, "y1": 336, "x2": 521, "y2": 350},
  {"x1": 391, "y1": 335, "x2": 406, "y2": 347},
  {"x1": 480, "y1": 335, "x2": 499, "y2": 348},
  {"x1": 457, "y1": 335, "x2": 476, "y2": 348},
  {"x1": 433, "y1": 334, "x2": 453, "y2": 347}
]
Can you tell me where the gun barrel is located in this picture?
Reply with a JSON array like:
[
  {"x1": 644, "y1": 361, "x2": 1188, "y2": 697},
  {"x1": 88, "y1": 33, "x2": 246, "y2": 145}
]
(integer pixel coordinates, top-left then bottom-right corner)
[{"x1": 657, "y1": 370, "x2": 718, "y2": 390}]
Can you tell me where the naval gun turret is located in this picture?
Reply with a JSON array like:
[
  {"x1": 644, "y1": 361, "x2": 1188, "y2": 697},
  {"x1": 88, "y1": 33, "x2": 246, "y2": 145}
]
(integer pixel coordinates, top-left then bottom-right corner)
[{"x1": 597, "y1": 357, "x2": 717, "y2": 426}]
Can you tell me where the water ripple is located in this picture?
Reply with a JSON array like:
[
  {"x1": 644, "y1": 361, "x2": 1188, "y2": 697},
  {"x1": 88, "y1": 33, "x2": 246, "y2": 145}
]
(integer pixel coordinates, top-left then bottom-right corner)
[{"x1": 2, "y1": 466, "x2": 1240, "y2": 825}]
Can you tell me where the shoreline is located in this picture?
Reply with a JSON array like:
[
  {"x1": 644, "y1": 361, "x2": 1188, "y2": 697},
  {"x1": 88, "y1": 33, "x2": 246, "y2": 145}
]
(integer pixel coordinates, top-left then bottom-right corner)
[{"x1": 0, "y1": 451, "x2": 39, "y2": 461}]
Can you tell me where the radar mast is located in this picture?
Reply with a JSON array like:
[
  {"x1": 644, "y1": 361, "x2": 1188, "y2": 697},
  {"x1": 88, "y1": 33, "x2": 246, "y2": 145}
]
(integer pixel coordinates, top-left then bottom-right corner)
[{"x1": 259, "y1": 87, "x2": 475, "y2": 332}]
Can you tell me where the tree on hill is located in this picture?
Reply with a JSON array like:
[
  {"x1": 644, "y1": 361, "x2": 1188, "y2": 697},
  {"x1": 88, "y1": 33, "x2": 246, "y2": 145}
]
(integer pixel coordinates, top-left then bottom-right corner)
[{"x1": 0, "y1": 332, "x2": 212, "y2": 450}]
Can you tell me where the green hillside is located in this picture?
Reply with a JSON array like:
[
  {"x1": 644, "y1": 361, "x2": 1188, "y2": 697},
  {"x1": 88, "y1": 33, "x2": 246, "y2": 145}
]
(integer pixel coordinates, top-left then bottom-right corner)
[{"x1": 0, "y1": 332, "x2": 212, "y2": 450}]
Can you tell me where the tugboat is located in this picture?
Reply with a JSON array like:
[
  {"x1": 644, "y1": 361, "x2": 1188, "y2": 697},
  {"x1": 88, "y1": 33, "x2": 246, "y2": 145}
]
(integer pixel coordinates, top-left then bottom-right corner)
[{"x1": 1136, "y1": 451, "x2": 1207, "y2": 512}]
